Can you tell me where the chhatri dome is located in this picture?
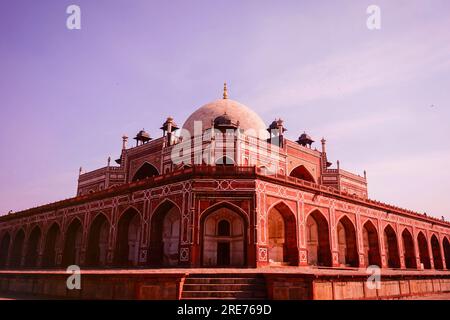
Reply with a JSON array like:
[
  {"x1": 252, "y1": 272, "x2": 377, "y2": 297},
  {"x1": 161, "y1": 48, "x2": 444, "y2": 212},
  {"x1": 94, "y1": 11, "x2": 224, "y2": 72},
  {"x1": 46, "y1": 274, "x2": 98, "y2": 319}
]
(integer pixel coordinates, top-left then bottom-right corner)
[{"x1": 182, "y1": 83, "x2": 268, "y2": 137}]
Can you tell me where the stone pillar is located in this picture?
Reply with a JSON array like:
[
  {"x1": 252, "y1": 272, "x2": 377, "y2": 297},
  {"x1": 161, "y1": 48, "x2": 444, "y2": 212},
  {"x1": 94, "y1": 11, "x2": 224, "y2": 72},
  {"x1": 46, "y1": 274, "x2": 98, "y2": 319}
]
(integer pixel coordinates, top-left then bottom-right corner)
[
  {"x1": 355, "y1": 212, "x2": 366, "y2": 268},
  {"x1": 55, "y1": 230, "x2": 64, "y2": 267},
  {"x1": 427, "y1": 232, "x2": 435, "y2": 269},
  {"x1": 379, "y1": 220, "x2": 388, "y2": 268},
  {"x1": 107, "y1": 209, "x2": 117, "y2": 266},
  {"x1": 79, "y1": 212, "x2": 90, "y2": 266},
  {"x1": 298, "y1": 199, "x2": 308, "y2": 266},
  {"x1": 329, "y1": 207, "x2": 339, "y2": 267},
  {"x1": 5, "y1": 237, "x2": 14, "y2": 268},
  {"x1": 138, "y1": 199, "x2": 151, "y2": 266},
  {"x1": 36, "y1": 230, "x2": 45, "y2": 268},
  {"x1": 20, "y1": 237, "x2": 27, "y2": 268},
  {"x1": 179, "y1": 193, "x2": 192, "y2": 266},
  {"x1": 255, "y1": 192, "x2": 269, "y2": 268},
  {"x1": 397, "y1": 224, "x2": 406, "y2": 269},
  {"x1": 413, "y1": 228, "x2": 422, "y2": 270},
  {"x1": 439, "y1": 235, "x2": 447, "y2": 270}
]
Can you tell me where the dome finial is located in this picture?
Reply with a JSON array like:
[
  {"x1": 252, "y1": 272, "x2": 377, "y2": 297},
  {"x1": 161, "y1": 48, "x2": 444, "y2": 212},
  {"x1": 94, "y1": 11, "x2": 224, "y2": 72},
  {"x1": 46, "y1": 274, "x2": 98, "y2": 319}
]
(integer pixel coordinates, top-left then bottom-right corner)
[{"x1": 223, "y1": 82, "x2": 228, "y2": 99}]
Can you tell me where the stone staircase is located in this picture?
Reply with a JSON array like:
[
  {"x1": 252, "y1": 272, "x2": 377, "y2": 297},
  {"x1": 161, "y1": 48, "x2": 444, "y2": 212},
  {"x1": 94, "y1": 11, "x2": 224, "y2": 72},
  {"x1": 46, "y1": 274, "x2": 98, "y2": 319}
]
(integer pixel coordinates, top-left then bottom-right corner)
[{"x1": 181, "y1": 274, "x2": 267, "y2": 300}]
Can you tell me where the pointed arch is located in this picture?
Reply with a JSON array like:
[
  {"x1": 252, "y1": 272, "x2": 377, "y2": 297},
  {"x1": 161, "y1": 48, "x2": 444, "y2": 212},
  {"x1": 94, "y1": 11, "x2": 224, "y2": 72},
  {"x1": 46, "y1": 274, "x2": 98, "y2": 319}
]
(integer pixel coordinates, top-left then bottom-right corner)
[
  {"x1": 115, "y1": 207, "x2": 141, "y2": 266},
  {"x1": 306, "y1": 209, "x2": 331, "y2": 267},
  {"x1": 267, "y1": 201, "x2": 299, "y2": 265},
  {"x1": 200, "y1": 201, "x2": 249, "y2": 223},
  {"x1": 149, "y1": 200, "x2": 181, "y2": 266},
  {"x1": 62, "y1": 218, "x2": 83, "y2": 267},
  {"x1": 215, "y1": 156, "x2": 235, "y2": 166},
  {"x1": 336, "y1": 215, "x2": 359, "y2": 267},
  {"x1": 10, "y1": 229, "x2": 25, "y2": 268},
  {"x1": 218, "y1": 219, "x2": 231, "y2": 236},
  {"x1": 431, "y1": 234, "x2": 443, "y2": 270},
  {"x1": 25, "y1": 226, "x2": 42, "y2": 268},
  {"x1": 42, "y1": 223, "x2": 61, "y2": 268},
  {"x1": 401, "y1": 228, "x2": 416, "y2": 269},
  {"x1": 362, "y1": 220, "x2": 381, "y2": 267},
  {"x1": 131, "y1": 162, "x2": 159, "y2": 182},
  {"x1": 200, "y1": 202, "x2": 247, "y2": 267},
  {"x1": 443, "y1": 236, "x2": 450, "y2": 269},
  {"x1": 289, "y1": 165, "x2": 315, "y2": 183},
  {"x1": 86, "y1": 213, "x2": 110, "y2": 266},
  {"x1": 152, "y1": 199, "x2": 182, "y2": 218},
  {"x1": 417, "y1": 231, "x2": 431, "y2": 269},
  {"x1": 0, "y1": 232, "x2": 11, "y2": 268},
  {"x1": 384, "y1": 225, "x2": 400, "y2": 268}
]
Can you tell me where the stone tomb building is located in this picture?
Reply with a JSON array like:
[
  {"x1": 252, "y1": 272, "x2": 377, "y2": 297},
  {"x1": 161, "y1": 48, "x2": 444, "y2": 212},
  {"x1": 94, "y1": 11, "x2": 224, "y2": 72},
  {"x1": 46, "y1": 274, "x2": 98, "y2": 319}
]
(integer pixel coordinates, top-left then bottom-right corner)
[{"x1": 1, "y1": 86, "x2": 450, "y2": 279}]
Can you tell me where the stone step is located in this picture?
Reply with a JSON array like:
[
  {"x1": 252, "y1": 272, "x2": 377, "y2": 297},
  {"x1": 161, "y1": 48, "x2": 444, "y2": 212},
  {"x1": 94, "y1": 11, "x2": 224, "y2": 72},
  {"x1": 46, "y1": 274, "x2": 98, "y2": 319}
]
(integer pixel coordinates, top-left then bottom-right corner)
[
  {"x1": 183, "y1": 283, "x2": 266, "y2": 291},
  {"x1": 184, "y1": 277, "x2": 265, "y2": 285},
  {"x1": 182, "y1": 290, "x2": 267, "y2": 299}
]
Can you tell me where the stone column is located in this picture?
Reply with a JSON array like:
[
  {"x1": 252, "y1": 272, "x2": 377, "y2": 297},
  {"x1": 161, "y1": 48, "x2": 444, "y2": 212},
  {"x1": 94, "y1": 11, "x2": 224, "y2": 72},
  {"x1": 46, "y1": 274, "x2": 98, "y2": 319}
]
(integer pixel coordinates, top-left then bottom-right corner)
[
  {"x1": 330, "y1": 207, "x2": 339, "y2": 267},
  {"x1": 79, "y1": 212, "x2": 90, "y2": 266},
  {"x1": 413, "y1": 228, "x2": 422, "y2": 270},
  {"x1": 107, "y1": 209, "x2": 117, "y2": 266},
  {"x1": 298, "y1": 199, "x2": 308, "y2": 266},
  {"x1": 378, "y1": 219, "x2": 388, "y2": 268},
  {"x1": 397, "y1": 223, "x2": 406, "y2": 269},
  {"x1": 427, "y1": 232, "x2": 435, "y2": 269},
  {"x1": 355, "y1": 212, "x2": 366, "y2": 268},
  {"x1": 138, "y1": 198, "x2": 151, "y2": 266},
  {"x1": 179, "y1": 192, "x2": 192, "y2": 266},
  {"x1": 439, "y1": 234, "x2": 447, "y2": 270}
]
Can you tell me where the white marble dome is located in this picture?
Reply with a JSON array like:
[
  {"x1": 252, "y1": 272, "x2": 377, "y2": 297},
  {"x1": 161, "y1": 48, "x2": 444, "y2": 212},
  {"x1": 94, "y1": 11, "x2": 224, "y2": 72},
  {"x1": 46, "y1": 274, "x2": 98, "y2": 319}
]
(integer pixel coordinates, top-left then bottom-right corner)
[{"x1": 182, "y1": 98, "x2": 268, "y2": 138}]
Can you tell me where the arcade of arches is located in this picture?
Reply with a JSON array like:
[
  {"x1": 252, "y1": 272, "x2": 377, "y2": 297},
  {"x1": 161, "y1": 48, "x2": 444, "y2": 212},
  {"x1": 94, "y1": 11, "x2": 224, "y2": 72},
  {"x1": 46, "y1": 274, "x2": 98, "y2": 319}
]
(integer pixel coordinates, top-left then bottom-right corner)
[{"x1": 1, "y1": 201, "x2": 450, "y2": 271}]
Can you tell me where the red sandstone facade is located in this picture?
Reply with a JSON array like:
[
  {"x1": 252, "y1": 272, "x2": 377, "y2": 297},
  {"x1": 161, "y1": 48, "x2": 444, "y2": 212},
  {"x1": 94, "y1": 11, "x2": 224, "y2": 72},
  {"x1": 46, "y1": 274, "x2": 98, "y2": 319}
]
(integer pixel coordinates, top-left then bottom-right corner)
[{"x1": 1, "y1": 90, "x2": 450, "y2": 275}]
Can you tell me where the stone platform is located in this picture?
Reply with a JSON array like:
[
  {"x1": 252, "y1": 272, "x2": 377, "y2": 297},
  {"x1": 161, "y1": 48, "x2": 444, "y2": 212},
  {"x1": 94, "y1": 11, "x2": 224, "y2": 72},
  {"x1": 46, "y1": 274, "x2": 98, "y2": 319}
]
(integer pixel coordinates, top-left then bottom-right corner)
[{"x1": 0, "y1": 267, "x2": 450, "y2": 300}]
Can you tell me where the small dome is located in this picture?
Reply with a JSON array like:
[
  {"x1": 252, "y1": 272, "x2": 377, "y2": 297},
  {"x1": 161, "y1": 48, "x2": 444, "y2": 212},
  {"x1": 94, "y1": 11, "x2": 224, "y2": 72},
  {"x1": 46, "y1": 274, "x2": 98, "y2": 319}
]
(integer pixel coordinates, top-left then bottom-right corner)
[
  {"x1": 182, "y1": 99, "x2": 268, "y2": 138},
  {"x1": 267, "y1": 118, "x2": 286, "y2": 132},
  {"x1": 297, "y1": 132, "x2": 314, "y2": 146},
  {"x1": 134, "y1": 129, "x2": 151, "y2": 143},
  {"x1": 213, "y1": 113, "x2": 234, "y2": 127},
  {"x1": 136, "y1": 129, "x2": 150, "y2": 139}
]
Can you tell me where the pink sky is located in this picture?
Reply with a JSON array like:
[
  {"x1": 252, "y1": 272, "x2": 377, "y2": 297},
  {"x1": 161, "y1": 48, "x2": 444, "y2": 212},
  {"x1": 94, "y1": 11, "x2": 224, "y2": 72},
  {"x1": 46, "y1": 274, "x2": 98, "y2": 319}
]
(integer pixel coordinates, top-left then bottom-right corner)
[{"x1": 1, "y1": 0, "x2": 449, "y2": 219}]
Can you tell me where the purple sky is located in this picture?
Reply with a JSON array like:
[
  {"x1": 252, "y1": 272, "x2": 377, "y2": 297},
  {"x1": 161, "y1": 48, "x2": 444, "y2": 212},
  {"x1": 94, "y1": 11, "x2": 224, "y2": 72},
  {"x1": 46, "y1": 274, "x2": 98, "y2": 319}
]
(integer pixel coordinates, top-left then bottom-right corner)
[{"x1": 1, "y1": 0, "x2": 450, "y2": 219}]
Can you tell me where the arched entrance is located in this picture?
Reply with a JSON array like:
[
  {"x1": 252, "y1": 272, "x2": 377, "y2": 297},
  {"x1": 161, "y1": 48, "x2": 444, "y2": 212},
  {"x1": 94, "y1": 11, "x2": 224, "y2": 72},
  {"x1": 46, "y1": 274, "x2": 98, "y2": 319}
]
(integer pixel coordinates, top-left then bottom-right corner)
[
  {"x1": 362, "y1": 221, "x2": 381, "y2": 267},
  {"x1": 383, "y1": 225, "x2": 400, "y2": 268},
  {"x1": 42, "y1": 223, "x2": 61, "y2": 268},
  {"x1": 431, "y1": 235, "x2": 443, "y2": 270},
  {"x1": 115, "y1": 209, "x2": 141, "y2": 266},
  {"x1": 401, "y1": 229, "x2": 417, "y2": 269},
  {"x1": 306, "y1": 210, "x2": 331, "y2": 266},
  {"x1": 149, "y1": 201, "x2": 181, "y2": 266},
  {"x1": 0, "y1": 233, "x2": 11, "y2": 268},
  {"x1": 289, "y1": 165, "x2": 315, "y2": 183},
  {"x1": 10, "y1": 229, "x2": 25, "y2": 268},
  {"x1": 336, "y1": 216, "x2": 359, "y2": 267},
  {"x1": 267, "y1": 203, "x2": 298, "y2": 265},
  {"x1": 132, "y1": 162, "x2": 159, "y2": 181},
  {"x1": 25, "y1": 227, "x2": 42, "y2": 268},
  {"x1": 417, "y1": 232, "x2": 431, "y2": 269},
  {"x1": 86, "y1": 214, "x2": 109, "y2": 266},
  {"x1": 62, "y1": 219, "x2": 83, "y2": 267},
  {"x1": 201, "y1": 205, "x2": 246, "y2": 267}
]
